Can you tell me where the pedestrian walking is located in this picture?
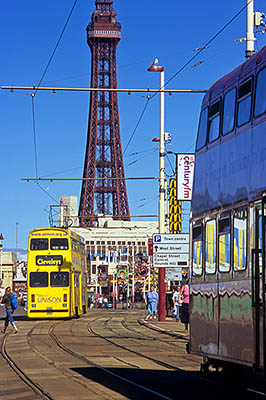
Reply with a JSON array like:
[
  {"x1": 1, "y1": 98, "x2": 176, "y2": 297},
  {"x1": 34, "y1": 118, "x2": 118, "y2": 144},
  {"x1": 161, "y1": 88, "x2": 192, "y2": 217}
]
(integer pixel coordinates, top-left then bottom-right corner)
[
  {"x1": 98, "y1": 295, "x2": 103, "y2": 309},
  {"x1": 103, "y1": 296, "x2": 108, "y2": 309},
  {"x1": 179, "y1": 279, "x2": 189, "y2": 331},
  {"x1": 172, "y1": 285, "x2": 181, "y2": 322},
  {"x1": 1, "y1": 287, "x2": 18, "y2": 334},
  {"x1": 145, "y1": 285, "x2": 158, "y2": 320}
]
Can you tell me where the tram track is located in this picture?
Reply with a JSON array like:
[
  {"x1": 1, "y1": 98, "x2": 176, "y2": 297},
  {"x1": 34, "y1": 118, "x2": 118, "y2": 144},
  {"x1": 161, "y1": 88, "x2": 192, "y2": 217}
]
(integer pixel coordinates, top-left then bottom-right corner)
[
  {"x1": 1, "y1": 312, "x2": 264, "y2": 399},
  {"x1": 0, "y1": 331, "x2": 55, "y2": 400},
  {"x1": 48, "y1": 320, "x2": 174, "y2": 400}
]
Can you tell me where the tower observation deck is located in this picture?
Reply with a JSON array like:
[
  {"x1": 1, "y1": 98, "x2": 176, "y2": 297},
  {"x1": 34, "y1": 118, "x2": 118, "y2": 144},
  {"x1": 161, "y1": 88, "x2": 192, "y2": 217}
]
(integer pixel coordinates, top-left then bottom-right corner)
[{"x1": 79, "y1": 0, "x2": 130, "y2": 226}]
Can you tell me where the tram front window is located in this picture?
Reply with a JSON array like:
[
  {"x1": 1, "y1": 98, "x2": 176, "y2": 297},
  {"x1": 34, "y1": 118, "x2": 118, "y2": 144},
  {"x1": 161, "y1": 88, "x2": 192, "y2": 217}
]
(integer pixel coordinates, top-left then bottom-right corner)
[
  {"x1": 50, "y1": 238, "x2": 69, "y2": 250},
  {"x1": 30, "y1": 239, "x2": 48, "y2": 251},
  {"x1": 50, "y1": 272, "x2": 69, "y2": 287},
  {"x1": 30, "y1": 272, "x2": 48, "y2": 287}
]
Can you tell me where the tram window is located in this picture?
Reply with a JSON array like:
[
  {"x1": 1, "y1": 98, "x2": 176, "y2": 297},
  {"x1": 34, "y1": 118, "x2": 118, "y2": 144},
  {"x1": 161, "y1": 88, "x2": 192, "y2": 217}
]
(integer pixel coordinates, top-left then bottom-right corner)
[
  {"x1": 196, "y1": 108, "x2": 208, "y2": 151},
  {"x1": 50, "y1": 238, "x2": 69, "y2": 250},
  {"x1": 30, "y1": 238, "x2": 48, "y2": 251},
  {"x1": 233, "y1": 210, "x2": 247, "y2": 271},
  {"x1": 254, "y1": 67, "x2": 266, "y2": 118},
  {"x1": 205, "y1": 219, "x2": 216, "y2": 274},
  {"x1": 222, "y1": 88, "x2": 236, "y2": 135},
  {"x1": 50, "y1": 272, "x2": 69, "y2": 287},
  {"x1": 30, "y1": 272, "x2": 48, "y2": 287},
  {"x1": 208, "y1": 100, "x2": 221, "y2": 143},
  {"x1": 237, "y1": 79, "x2": 253, "y2": 126},
  {"x1": 192, "y1": 224, "x2": 203, "y2": 276},
  {"x1": 218, "y1": 217, "x2": 231, "y2": 273}
]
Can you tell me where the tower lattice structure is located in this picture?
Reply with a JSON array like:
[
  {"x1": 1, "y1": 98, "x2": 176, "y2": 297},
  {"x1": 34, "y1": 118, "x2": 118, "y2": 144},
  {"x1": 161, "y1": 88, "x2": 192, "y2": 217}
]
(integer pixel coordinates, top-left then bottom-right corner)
[{"x1": 79, "y1": 0, "x2": 130, "y2": 226}]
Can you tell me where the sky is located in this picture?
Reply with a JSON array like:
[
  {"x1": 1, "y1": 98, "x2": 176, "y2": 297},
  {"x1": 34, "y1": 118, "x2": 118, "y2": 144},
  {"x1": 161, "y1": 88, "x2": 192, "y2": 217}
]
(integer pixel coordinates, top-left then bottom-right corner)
[{"x1": 1, "y1": 0, "x2": 265, "y2": 253}]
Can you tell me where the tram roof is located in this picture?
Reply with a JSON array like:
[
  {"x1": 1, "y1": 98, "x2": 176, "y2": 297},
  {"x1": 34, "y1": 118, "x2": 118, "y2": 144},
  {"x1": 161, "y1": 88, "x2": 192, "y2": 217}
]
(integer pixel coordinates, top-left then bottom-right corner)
[{"x1": 202, "y1": 44, "x2": 266, "y2": 107}]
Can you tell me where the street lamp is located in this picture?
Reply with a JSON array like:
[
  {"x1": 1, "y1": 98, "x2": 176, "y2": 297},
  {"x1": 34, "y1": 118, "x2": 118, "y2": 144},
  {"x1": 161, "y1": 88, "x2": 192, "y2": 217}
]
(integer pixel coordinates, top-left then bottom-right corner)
[
  {"x1": 148, "y1": 59, "x2": 166, "y2": 321},
  {"x1": 0, "y1": 234, "x2": 4, "y2": 287}
]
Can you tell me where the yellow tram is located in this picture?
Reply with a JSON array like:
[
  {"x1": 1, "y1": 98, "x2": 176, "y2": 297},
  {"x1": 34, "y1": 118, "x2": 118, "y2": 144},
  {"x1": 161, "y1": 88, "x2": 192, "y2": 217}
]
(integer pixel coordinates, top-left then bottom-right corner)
[{"x1": 27, "y1": 227, "x2": 88, "y2": 318}]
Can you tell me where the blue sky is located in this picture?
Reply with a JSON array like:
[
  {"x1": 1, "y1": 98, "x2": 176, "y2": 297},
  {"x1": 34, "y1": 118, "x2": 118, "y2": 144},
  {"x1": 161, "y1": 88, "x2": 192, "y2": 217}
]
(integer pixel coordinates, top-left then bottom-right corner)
[{"x1": 1, "y1": 0, "x2": 265, "y2": 252}]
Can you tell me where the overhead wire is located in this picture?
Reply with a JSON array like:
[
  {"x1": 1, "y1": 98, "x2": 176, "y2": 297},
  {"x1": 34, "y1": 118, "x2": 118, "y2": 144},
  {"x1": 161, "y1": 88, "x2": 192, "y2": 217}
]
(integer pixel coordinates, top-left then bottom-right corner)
[
  {"x1": 123, "y1": 1, "x2": 252, "y2": 155},
  {"x1": 30, "y1": 0, "x2": 78, "y2": 203}
]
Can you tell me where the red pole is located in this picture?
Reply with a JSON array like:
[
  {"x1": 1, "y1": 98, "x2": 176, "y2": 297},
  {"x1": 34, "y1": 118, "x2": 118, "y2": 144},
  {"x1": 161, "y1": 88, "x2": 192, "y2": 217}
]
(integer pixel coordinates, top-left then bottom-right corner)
[{"x1": 158, "y1": 268, "x2": 166, "y2": 321}]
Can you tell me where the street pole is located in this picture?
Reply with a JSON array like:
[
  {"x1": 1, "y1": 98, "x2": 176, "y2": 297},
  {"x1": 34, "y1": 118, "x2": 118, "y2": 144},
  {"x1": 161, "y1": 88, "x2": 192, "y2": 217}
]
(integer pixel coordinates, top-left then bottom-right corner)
[
  {"x1": 0, "y1": 234, "x2": 3, "y2": 287},
  {"x1": 148, "y1": 59, "x2": 166, "y2": 321},
  {"x1": 246, "y1": 0, "x2": 255, "y2": 59},
  {"x1": 132, "y1": 264, "x2": 135, "y2": 309}
]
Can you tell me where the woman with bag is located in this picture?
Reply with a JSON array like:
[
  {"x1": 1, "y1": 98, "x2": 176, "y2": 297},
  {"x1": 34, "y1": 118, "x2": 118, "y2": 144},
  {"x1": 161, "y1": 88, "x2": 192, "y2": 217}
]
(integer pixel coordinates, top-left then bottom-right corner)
[
  {"x1": 179, "y1": 279, "x2": 189, "y2": 331},
  {"x1": 1, "y1": 287, "x2": 18, "y2": 334}
]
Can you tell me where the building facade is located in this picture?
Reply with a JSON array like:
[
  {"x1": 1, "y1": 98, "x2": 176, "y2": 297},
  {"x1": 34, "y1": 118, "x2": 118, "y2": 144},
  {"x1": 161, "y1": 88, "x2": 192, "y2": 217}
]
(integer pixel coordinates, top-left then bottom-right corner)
[
  {"x1": 72, "y1": 216, "x2": 158, "y2": 295},
  {"x1": 0, "y1": 252, "x2": 16, "y2": 289}
]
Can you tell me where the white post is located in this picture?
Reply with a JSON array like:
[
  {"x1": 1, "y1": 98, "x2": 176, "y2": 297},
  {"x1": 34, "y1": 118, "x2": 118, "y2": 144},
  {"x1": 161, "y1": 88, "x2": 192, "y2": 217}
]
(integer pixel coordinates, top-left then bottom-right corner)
[
  {"x1": 147, "y1": 60, "x2": 166, "y2": 321},
  {"x1": 159, "y1": 69, "x2": 165, "y2": 234},
  {"x1": 246, "y1": 0, "x2": 255, "y2": 58}
]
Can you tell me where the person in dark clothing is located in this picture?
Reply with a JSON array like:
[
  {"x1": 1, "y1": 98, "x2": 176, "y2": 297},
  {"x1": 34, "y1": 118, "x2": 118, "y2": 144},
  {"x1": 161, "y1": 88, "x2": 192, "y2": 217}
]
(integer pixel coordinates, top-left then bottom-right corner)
[{"x1": 1, "y1": 287, "x2": 18, "y2": 334}]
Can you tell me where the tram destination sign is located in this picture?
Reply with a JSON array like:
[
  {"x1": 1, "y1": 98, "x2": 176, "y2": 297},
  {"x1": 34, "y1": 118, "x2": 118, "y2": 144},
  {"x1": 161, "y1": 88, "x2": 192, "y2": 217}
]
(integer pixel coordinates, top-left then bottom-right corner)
[{"x1": 36, "y1": 255, "x2": 63, "y2": 266}]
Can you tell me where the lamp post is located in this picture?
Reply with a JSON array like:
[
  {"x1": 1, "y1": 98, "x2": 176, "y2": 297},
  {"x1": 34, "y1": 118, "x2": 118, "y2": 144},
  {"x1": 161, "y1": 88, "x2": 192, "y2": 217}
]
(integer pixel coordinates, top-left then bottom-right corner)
[
  {"x1": 0, "y1": 234, "x2": 4, "y2": 287},
  {"x1": 148, "y1": 59, "x2": 166, "y2": 321}
]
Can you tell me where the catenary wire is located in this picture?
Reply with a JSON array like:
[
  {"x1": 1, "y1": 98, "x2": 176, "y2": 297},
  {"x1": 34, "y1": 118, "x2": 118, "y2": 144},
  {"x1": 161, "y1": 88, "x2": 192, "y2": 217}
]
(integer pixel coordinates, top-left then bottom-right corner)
[
  {"x1": 30, "y1": 0, "x2": 78, "y2": 201},
  {"x1": 123, "y1": 1, "x2": 253, "y2": 155}
]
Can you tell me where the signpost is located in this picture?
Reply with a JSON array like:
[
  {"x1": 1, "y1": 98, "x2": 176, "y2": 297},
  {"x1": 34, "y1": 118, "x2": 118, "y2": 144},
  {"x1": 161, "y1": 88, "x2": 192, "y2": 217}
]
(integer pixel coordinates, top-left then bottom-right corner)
[
  {"x1": 152, "y1": 234, "x2": 189, "y2": 268},
  {"x1": 165, "y1": 268, "x2": 182, "y2": 281}
]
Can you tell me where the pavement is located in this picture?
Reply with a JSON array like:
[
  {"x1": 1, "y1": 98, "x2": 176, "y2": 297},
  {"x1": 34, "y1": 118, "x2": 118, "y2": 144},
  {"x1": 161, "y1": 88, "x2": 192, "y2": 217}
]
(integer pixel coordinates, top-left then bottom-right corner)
[{"x1": 139, "y1": 316, "x2": 190, "y2": 341}]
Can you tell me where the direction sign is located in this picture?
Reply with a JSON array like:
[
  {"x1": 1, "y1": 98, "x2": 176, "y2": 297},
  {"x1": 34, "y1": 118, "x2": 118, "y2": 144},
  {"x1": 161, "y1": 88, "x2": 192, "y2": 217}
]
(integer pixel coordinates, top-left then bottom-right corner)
[
  {"x1": 153, "y1": 243, "x2": 189, "y2": 254},
  {"x1": 165, "y1": 267, "x2": 182, "y2": 281},
  {"x1": 153, "y1": 234, "x2": 189, "y2": 244},
  {"x1": 154, "y1": 252, "x2": 189, "y2": 266}
]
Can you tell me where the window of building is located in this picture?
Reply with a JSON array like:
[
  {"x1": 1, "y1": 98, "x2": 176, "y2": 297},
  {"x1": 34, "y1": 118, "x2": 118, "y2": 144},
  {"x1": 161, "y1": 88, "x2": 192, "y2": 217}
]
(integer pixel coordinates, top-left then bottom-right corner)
[
  {"x1": 192, "y1": 224, "x2": 203, "y2": 275},
  {"x1": 205, "y1": 219, "x2": 216, "y2": 274},
  {"x1": 222, "y1": 88, "x2": 236, "y2": 135},
  {"x1": 254, "y1": 67, "x2": 266, "y2": 118},
  {"x1": 208, "y1": 100, "x2": 221, "y2": 143},
  {"x1": 218, "y1": 216, "x2": 231, "y2": 272},
  {"x1": 233, "y1": 209, "x2": 247, "y2": 271},
  {"x1": 196, "y1": 108, "x2": 208, "y2": 150},
  {"x1": 237, "y1": 79, "x2": 253, "y2": 126}
]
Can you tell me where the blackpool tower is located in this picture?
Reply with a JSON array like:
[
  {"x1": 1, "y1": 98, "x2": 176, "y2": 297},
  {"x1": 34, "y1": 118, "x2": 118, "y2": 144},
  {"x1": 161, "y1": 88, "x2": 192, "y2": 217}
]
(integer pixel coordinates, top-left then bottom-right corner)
[{"x1": 79, "y1": 0, "x2": 130, "y2": 226}]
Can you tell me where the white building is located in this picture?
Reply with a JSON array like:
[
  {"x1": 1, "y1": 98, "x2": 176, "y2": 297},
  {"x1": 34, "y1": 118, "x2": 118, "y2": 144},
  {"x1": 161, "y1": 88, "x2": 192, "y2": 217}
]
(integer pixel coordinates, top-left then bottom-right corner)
[
  {"x1": 71, "y1": 215, "x2": 158, "y2": 291},
  {"x1": 0, "y1": 252, "x2": 16, "y2": 289}
]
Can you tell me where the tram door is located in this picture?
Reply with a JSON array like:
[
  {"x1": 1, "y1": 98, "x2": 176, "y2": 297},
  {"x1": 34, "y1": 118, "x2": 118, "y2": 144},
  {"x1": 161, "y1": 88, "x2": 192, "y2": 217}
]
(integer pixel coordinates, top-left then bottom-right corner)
[{"x1": 252, "y1": 200, "x2": 266, "y2": 373}]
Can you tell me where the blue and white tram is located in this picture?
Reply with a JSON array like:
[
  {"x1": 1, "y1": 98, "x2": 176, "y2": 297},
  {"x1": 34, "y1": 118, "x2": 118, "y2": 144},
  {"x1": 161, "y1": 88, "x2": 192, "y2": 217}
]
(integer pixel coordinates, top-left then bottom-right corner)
[{"x1": 190, "y1": 44, "x2": 266, "y2": 373}]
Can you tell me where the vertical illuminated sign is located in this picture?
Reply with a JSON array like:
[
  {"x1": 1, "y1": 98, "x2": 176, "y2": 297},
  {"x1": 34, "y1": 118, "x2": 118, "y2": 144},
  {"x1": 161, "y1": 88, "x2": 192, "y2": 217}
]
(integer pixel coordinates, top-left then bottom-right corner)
[{"x1": 169, "y1": 178, "x2": 181, "y2": 234}]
